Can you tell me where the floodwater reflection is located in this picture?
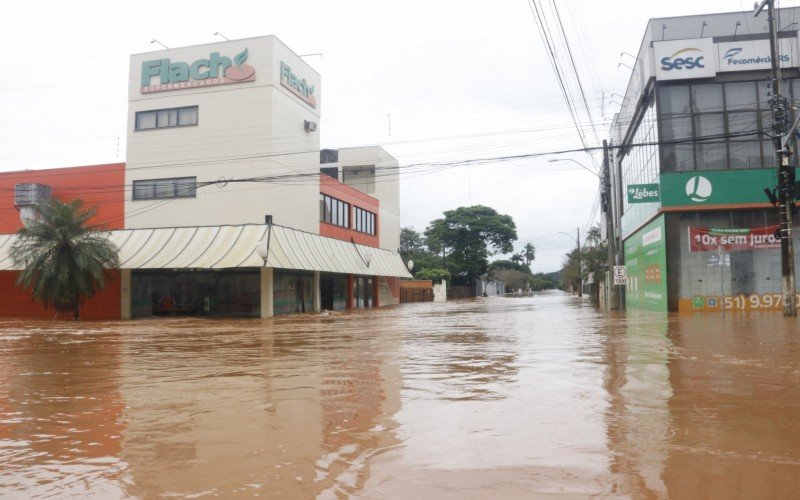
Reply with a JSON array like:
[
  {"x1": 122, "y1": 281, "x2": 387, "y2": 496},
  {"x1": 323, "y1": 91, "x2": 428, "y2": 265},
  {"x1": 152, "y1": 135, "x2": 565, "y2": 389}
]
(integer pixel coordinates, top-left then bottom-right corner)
[{"x1": 1, "y1": 293, "x2": 800, "y2": 498}]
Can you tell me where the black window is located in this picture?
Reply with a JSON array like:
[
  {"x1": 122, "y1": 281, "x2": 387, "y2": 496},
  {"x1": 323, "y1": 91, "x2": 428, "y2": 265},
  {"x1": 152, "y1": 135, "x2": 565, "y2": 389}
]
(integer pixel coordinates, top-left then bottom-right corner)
[
  {"x1": 135, "y1": 106, "x2": 199, "y2": 131},
  {"x1": 132, "y1": 177, "x2": 197, "y2": 200},
  {"x1": 319, "y1": 194, "x2": 350, "y2": 228},
  {"x1": 656, "y1": 80, "x2": 800, "y2": 171}
]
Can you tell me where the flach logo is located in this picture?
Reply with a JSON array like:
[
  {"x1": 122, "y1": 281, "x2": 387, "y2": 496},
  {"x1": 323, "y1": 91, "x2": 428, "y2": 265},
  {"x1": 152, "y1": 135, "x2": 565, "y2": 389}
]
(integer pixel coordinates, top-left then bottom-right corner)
[
  {"x1": 685, "y1": 176, "x2": 712, "y2": 202},
  {"x1": 661, "y1": 47, "x2": 705, "y2": 71}
]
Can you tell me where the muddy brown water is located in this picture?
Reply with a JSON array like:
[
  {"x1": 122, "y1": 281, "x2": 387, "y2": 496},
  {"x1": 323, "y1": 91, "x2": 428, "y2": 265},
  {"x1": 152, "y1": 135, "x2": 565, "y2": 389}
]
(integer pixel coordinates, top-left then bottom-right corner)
[{"x1": 1, "y1": 292, "x2": 799, "y2": 498}]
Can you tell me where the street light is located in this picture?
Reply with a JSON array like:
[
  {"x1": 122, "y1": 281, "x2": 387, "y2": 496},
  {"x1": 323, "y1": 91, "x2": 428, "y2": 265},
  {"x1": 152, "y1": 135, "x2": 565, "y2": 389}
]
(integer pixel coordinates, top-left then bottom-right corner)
[{"x1": 548, "y1": 158, "x2": 600, "y2": 177}]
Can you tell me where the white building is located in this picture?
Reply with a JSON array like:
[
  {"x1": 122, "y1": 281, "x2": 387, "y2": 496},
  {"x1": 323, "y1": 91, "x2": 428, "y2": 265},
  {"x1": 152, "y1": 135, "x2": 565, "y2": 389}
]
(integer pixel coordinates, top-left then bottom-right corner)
[{"x1": 0, "y1": 35, "x2": 410, "y2": 320}]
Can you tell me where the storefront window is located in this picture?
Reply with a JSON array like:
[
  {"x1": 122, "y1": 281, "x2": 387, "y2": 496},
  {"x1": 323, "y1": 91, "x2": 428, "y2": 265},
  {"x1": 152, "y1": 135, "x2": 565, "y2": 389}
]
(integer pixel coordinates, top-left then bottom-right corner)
[{"x1": 131, "y1": 270, "x2": 260, "y2": 318}]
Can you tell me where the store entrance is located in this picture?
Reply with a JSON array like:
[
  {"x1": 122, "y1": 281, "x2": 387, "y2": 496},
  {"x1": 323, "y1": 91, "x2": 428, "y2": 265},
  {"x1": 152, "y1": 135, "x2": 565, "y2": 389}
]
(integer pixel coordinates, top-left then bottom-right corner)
[{"x1": 131, "y1": 269, "x2": 260, "y2": 318}]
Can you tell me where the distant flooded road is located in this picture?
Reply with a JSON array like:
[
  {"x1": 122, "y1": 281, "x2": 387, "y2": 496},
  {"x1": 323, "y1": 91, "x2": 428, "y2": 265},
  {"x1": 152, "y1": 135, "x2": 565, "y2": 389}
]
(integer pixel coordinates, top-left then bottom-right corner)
[{"x1": 2, "y1": 292, "x2": 800, "y2": 498}]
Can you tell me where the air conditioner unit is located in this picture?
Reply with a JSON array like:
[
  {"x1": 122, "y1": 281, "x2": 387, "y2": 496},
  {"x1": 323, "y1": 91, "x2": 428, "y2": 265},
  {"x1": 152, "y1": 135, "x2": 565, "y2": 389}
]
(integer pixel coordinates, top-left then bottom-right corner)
[
  {"x1": 304, "y1": 120, "x2": 318, "y2": 132},
  {"x1": 14, "y1": 183, "x2": 51, "y2": 225}
]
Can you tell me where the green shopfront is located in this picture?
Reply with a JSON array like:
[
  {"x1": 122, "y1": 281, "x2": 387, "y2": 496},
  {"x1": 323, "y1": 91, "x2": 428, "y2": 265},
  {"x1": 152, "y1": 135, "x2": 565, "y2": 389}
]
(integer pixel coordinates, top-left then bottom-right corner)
[{"x1": 622, "y1": 168, "x2": 800, "y2": 312}]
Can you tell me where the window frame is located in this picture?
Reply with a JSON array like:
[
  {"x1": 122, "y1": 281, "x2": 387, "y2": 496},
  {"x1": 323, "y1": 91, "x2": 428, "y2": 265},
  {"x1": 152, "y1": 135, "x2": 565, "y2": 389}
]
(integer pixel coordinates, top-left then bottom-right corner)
[
  {"x1": 135, "y1": 105, "x2": 199, "y2": 131},
  {"x1": 132, "y1": 177, "x2": 198, "y2": 200},
  {"x1": 319, "y1": 193, "x2": 351, "y2": 229},
  {"x1": 353, "y1": 206, "x2": 377, "y2": 236}
]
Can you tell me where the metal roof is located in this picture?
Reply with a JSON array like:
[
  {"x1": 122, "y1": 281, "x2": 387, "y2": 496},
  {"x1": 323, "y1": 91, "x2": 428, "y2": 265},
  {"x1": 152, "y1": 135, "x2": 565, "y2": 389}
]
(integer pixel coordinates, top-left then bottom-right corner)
[{"x1": 0, "y1": 224, "x2": 412, "y2": 278}]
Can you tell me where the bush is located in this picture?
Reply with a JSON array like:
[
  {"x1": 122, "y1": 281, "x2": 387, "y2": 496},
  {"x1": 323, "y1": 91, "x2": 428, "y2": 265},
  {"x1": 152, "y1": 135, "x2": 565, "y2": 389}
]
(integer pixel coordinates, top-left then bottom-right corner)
[{"x1": 414, "y1": 268, "x2": 451, "y2": 284}]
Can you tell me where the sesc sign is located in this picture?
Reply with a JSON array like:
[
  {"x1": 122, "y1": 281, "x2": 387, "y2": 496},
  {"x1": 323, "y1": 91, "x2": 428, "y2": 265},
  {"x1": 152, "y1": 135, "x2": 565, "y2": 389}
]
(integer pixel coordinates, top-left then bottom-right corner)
[{"x1": 654, "y1": 38, "x2": 716, "y2": 81}]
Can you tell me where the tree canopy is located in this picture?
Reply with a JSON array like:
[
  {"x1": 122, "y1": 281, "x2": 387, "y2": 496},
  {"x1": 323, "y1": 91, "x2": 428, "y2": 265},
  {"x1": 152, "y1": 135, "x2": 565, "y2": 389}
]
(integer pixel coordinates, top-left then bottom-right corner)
[
  {"x1": 425, "y1": 205, "x2": 517, "y2": 285},
  {"x1": 11, "y1": 199, "x2": 119, "y2": 319}
]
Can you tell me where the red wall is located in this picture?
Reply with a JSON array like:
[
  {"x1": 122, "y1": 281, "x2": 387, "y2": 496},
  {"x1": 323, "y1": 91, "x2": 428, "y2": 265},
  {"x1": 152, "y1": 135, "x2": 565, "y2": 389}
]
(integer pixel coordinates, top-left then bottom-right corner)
[
  {"x1": 0, "y1": 163, "x2": 126, "y2": 234},
  {"x1": 0, "y1": 270, "x2": 122, "y2": 320},
  {"x1": 319, "y1": 173, "x2": 380, "y2": 247}
]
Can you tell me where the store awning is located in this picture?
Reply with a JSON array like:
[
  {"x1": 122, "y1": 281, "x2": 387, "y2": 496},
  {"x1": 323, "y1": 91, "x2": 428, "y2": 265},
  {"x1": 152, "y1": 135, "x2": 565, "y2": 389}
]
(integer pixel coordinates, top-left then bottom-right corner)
[{"x1": 0, "y1": 224, "x2": 412, "y2": 278}]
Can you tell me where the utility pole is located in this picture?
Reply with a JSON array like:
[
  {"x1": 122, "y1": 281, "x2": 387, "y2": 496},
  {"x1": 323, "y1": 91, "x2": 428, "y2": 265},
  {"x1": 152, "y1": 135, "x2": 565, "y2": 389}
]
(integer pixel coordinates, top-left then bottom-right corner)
[
  {"x1": 577, "y1": 226, "x2": 582, "y2": 298},
  {"x1": 756, "y1": 0, "x2": 797, "y2": 316},
  {"x1": 602, "y1": 140, "x2": 619, "y2": 309}
]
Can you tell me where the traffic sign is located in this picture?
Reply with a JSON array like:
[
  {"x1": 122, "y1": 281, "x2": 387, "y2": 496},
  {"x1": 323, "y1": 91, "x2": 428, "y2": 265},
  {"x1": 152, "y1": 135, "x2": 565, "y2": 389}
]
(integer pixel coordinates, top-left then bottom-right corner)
[{"x1": 613, "y1": 266, "x2": 627, "y2": 285}]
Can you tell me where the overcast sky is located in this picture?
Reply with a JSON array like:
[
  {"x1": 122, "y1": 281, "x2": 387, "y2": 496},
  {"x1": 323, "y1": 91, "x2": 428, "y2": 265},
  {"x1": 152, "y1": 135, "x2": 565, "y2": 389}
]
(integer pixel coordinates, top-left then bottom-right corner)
[{"x1": 0, "y1": 0, "x2": 779, "y2": 272}]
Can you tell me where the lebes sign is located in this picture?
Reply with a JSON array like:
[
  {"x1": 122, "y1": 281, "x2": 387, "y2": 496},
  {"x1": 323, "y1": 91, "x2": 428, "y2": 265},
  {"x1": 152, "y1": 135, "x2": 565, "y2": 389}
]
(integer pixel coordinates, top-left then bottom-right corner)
[
  {"x1": 141, "y1": 48, "x2": 255, "y2": 94},
  {"x1": 689, "y1": 225, "x2": 780, "y2": 252}
]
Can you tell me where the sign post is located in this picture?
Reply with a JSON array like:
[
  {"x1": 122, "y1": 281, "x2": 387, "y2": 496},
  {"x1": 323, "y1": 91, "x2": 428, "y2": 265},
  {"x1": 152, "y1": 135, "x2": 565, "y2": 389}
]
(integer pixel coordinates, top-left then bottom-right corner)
[{"x1": 613, "y1": 266, "x2": 627, "y2": 286}]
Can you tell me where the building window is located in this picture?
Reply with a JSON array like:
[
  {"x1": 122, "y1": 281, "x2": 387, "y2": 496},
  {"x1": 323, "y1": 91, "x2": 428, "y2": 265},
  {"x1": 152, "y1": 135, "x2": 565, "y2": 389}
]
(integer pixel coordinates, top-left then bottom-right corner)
[
  {"x1": 353, "y1": 206, "x2": 376, "y2": 235},
  {"x1": 656, "y1": 79, "x2": 800, "y2": 172},
  {"x1": 319, "y1": 194, "x2": 350, "y2": 228},
  {"x1": 132, "y1": 177, "x2": 197, "y2": 200},
  {"x1": 135, "y1": 106, "x2": 199, "y2": 131}
]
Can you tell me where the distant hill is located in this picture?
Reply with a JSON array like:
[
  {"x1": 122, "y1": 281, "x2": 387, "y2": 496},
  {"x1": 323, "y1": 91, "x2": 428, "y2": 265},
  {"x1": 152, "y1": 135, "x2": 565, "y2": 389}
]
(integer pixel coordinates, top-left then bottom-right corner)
[{"x1": 543, "y1": 270, "x2": 561, "y2": 283}]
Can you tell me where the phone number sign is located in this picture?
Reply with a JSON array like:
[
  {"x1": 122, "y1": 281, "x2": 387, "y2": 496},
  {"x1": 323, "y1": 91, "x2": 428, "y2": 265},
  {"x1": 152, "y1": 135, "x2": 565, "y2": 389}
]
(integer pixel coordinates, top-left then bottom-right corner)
[{"x1": 688, "y1": 293, "x2": 800, "y2": 311}]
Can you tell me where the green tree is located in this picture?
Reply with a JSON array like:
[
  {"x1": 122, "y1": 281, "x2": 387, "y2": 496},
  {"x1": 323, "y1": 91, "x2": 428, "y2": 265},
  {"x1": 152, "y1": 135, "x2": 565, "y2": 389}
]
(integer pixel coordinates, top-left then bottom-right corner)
[
  {"x1": 424, "y1": 205, "x2": 517, "y2": 286},
  {"x1": 399, "y1": 226, "x2": 441, "y2": 274},
  {"x1": 529, "y1": 272, "x2": 555, "y2": 291},
  {"x1": 487, "y1": 259, "x2": 530, "y2": 275},
  {"x1": 580, "y1": 225, "x2": 607, "y2": 303},
  {"x1": 11, "y1": 199, "x2": 119, "y2": 320},
  {"x1": 523, "y1": 242, "x2": 536, "y2": 267},
  {"x1": 414, "y1": 267, "x2": 451, "y2": 284},
  {"x1": 561, "y1": 248, "x2": 581, "y2": 294}
]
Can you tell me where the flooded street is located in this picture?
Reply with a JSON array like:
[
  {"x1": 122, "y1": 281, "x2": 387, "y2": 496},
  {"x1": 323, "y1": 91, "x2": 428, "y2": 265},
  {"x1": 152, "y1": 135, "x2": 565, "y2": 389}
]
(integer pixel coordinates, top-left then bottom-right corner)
[{"x1": 1, "y1": 292, "x2": 800, "y2": 498}]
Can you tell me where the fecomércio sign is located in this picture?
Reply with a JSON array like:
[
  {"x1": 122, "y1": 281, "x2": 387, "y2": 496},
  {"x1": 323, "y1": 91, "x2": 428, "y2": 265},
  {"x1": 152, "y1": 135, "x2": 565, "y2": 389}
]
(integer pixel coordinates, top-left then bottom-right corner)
[
  {"x1": 140, "y1": 48, "x2": 255, "y2": 94},
  {"x1": 627, "y1": 183, "x2": 660, "y2": 204},
  {"x1": 717, "y1": 38, "x2": 796, "y2": 72},
  {"x1": 689, "y1": 226, "x2": 780, "y2": 252}
]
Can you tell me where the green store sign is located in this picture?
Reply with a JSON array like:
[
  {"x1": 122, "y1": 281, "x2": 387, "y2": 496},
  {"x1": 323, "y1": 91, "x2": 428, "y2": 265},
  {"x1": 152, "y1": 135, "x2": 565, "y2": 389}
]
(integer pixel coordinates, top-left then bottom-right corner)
[
  {"x1": 627, "y1": 183, "x2": 660, "y2": 204},
  {"x1": 623, "y1": 214, "x2": 668, "y2": 311},
  {"x1": 140, "y1": 48, "x2": 256, "y2": 94},
  {"x1": 660, "y1": 169, "x2": 775, "y2": 207}
]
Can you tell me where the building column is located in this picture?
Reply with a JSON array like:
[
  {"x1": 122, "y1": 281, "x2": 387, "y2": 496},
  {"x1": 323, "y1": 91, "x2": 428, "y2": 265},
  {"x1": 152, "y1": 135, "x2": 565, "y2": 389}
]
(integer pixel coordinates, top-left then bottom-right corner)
[
  {"x1": 313, "y1": 271, "x2": 321, "y2": 312},
  {"x1": 120, "y1": 269, "x2": 132, "y2": 320},
  {"x1": 347, "y1": 275, "x2": 354, "y2": 310},
  {"x1": 260, "y1": 267, "x2": 274, "y2": 318}
]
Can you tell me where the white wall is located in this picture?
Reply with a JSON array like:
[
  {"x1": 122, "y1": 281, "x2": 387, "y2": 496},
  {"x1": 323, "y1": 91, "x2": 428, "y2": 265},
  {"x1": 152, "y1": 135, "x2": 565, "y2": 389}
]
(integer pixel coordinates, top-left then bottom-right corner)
[
  {"x1": 337, "y1": 146, "x2": 400, "y2": 252},
  {"x1": 125, "y1": 36, "x2": 321, "y2": 232}
]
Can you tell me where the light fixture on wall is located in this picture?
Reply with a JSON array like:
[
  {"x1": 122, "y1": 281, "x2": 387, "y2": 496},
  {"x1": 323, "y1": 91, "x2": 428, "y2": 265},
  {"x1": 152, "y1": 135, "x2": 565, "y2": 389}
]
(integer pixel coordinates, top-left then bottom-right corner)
[
  {"x1": 407, "y1": 259, "x2": 414, "y2": 272},
  {"x1": 364, "y1": 252, "x2": 372, "y2": 268},
  {"x1": 256, "y1": 215, "x2": 274, "y2": 266},
  {"x1": 150, "y1": 39, "x2": 169, "y2": 49},
  {"x1": 213, "y1": 31, "x2": 229, "y2": 41}
]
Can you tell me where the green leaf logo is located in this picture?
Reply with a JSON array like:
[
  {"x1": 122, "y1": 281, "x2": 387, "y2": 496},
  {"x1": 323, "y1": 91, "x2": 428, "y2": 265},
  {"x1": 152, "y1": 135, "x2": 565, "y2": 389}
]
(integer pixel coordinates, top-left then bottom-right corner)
[{"x1": 234, "y1": 48, "x2": 248, "y2": 68}]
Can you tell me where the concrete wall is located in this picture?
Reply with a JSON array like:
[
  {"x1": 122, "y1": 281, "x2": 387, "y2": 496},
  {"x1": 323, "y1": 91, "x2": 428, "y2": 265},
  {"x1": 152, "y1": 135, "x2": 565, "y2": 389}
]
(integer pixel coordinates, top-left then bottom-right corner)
[
  {"x1": 125, "y1": 36, "x2": 321, "y2": 232},
  {"x1": 0, "y1": 163, "x2": 126, "y2": 234},
  {"x1": 337, "y1": 146, "x2": 400, "y2": 252}
]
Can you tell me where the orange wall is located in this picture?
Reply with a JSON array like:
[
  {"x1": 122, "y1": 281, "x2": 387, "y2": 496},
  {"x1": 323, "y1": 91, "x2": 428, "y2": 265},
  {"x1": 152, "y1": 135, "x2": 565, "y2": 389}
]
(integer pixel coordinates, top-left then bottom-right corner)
[
  {"x1": 400, "y1": 280, "x2": 433, "y2": 290},
  {"x1": 0, "y1": 163, "x2": 126, "y2": 234},
  {"x1": 0, "y1": 270, "x2": 121, "y2": 320},
  {"x1": 319, "y1": 173, "x2": 380, "y2": 247}
]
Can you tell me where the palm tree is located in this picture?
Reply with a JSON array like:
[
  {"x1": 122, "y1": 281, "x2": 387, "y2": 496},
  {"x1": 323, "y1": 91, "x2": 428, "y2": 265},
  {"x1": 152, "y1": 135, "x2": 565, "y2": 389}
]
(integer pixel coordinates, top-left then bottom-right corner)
[
  {"x1": 11, "y1": 199, "x2": 119, "y2": 320},
  {"x1": 523, "y1": 242, "x2": 535, "y2": 267},
  {"x1": 585, "y1": 224, "x2": 601, "y2": 248},
  {"x1": 510, "y1": 253, "x2": 524, "y2": 264}
]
